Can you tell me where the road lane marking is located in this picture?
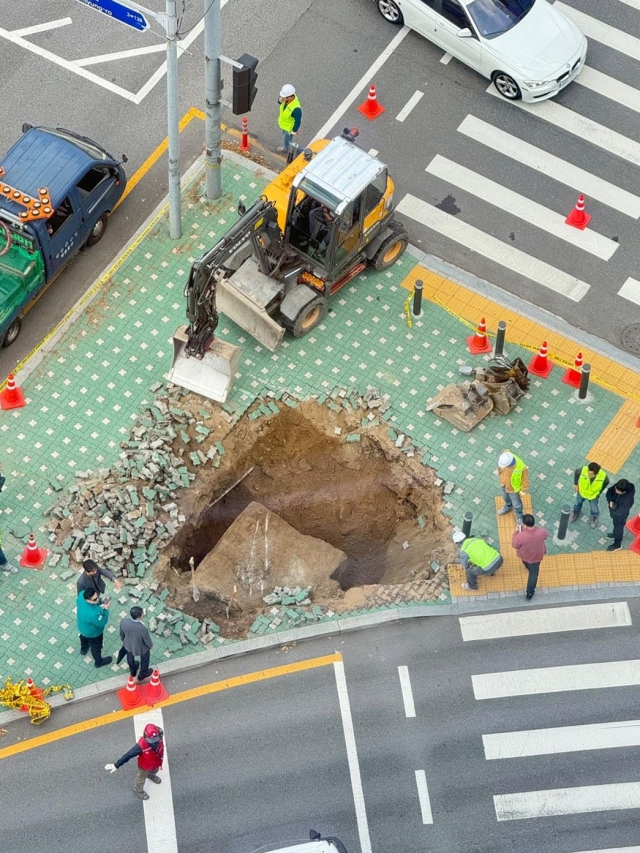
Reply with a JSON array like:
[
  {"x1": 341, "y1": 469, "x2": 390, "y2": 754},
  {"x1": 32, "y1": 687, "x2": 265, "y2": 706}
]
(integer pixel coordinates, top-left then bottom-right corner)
[
  {"x1": 494, "y1": 782, "x2": 640, "y2": 820},
  {"x1": 12, "y1": 18, "x2": 72, "y2": 36},
  {"x1": 311, "y1": 26, "x2": 411, "y2": 142},
  {"x1": 397, "y1": 194, "x2": 590, "y2": 301},
  {"x1": 460, "y1": 602, "x2": 632, "y2": 641},
  {"x1": 415, "y1": 770, "x2": 434, "y2": 823},
  {"x1": 577, "y1": 65, "x2": 640, "y2": 115},
  {"x1": 556, "y1": 3, "x2": 640, "y2": 63},
  {"x1": 0, "y1": 652, "x2": 342, "y2": 761},
  {"x1": 134, "y1": 709, "x2": 178, "y2": 853},
  {"x1": 484, "y1": 719, "x2": 640, "y2": 759},
  {"x1": 458, "y1": 115, "x2": 640, "y2": 218},
  {"x1": 426, "y1": 154, "x2": 618, "y2": 260},
  {"x1": 440, "y1": 52, "x2": 453, "y2": 64},
  {"x1": 618, "y1": 0, "x2": 640, "y2": 7},
  {"x1": 398, "y1": 666, "x2": 416, "y2": 717},
  {"x1": 396, "y1": 90, "x2": 424, "y2": 122},
  {"x1": 73, "y1": 44, "x2": 171, "y2": 67},
  {"x1": 473, "y1": 659, "x2": 640, "y2": 700},
  {"x1": 334, "y1": 660, "x2": 372, "y2": 853},
  {"x1": 619, "y1": 277, "x2": 640, "y2": 305},
  {"x1": 133, "y1": 19, "x2": 206, "y2": 104}
]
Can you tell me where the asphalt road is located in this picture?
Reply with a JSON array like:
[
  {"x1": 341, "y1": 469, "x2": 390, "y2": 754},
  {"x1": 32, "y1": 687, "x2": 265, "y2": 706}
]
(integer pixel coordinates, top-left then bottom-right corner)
[{"x1": 3, "y1": 600, "x2": 640, "y2": 853}]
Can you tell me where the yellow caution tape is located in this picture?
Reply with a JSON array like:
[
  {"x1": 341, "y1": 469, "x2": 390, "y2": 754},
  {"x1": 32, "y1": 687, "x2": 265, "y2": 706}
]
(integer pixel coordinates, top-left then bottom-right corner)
[
  {"x1": 404, "y1": 292, "x2": 413, "y2": 329},
  {"x1": 0, "y1": 678, "x2": 74, "y2": 725}
]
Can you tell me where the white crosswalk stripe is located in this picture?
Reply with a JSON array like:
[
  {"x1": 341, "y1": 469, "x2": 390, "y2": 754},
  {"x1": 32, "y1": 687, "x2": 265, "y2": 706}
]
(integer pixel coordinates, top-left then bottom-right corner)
[
  {"x1": 494, "y1": 782, "x2": 640, "y2": 820},
  {"x1": 618, "y1": 277, "x2": 640, "y2": 305},
  {"x1": 576, "y1": 65, "x2": 640, "y2": 115},
  {"x1": 483, "y1": 719, "x2": 640, "y2": 759},
  {"x1": 556, "y1": 2, "x2": 640, "y2": 62}
]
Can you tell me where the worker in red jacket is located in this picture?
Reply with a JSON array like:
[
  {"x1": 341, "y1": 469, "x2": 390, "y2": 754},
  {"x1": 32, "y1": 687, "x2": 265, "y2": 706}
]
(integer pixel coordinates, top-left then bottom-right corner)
[{"x1": 105, "y1": 723, "x2": 164, "y2": 800}]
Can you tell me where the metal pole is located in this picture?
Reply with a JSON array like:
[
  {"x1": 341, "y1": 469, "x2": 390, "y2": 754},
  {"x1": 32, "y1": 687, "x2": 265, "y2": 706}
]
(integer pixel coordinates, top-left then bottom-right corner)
[
  {"x1": 204, "y1": 0, "x2": 222, "y2": 199},
  {"x1": 412, "y1": 280, "x2": 423, "y2": 318},
  {"x1": 462, "y1": 512, "x2": 473, "y2": 537},
  {"x1": 494, "y1": 321, "x2": 506, "y2": 358},
  {"x1": 578, "y1": 363, "x2": 591, "y2": 400},
  {"x1": 166, "y1": 0, "x2": 181, "y2": 239},
  {"x1": 558, "y1": 505, "x2": 571, "y2": 540}
]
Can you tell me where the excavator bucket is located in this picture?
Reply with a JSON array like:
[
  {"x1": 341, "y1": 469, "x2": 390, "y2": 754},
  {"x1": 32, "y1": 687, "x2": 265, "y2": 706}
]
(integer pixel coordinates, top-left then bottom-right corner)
[{"x1": 168, "y1": 326, "x2": 242, "y2": 403}]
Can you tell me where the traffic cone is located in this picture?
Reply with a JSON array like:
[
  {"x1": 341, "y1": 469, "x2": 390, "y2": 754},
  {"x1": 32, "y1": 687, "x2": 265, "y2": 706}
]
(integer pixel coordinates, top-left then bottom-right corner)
[
  {"x1": 357, "y1": 84, "x2": 385, "y2": 120},
  {"x1": 565, "y1": 194, "x2": 591, "y2": 230},
  {"x1": 26, "y1": 677, "x2": 44, "y2": 700},
  {"x1": 117, "y1": 676, "x2": 144, "y2": 711},
  {"x1": 466, "y1": 317, "x2": 492, "y2": 354},
  {"x1": 630, "y1": 534, "x2": 640, "y2": 557},
  {"x1": 528, "y1": 340, "x2": 554, "y2": 378},
  {"x1": 562, "y1": 351, "x2": 583, "y2": 387},
  {"x1": 626, "y1": 513, "x2": 640, "y2": 537},
  {"x1": 140, "y1": 669, "x2": 170, "y2": 706},
  {"x1": 19, "y1": 533, "x2": 47, "y2": 569},
  {"x1": 0, "y1": 373, "x2": 25, "y2": 410}
]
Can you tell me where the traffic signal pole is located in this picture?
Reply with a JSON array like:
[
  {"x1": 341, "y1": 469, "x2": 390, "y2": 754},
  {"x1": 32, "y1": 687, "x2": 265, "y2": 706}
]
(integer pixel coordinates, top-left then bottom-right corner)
[
  {"x1": 166, "y1": 0, "x2": 182, "y2": 238},
  {"x1": 204, "y1": 0, "x2": 222, "y2": 200}
]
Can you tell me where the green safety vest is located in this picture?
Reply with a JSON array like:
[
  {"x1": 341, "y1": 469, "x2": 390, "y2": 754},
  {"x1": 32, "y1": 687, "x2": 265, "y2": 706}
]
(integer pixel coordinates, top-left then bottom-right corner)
[
  {"x1": 278, "y1": 96, "x2": 302, "y2": 133},
  {"x1": 578, "y1": 466, "x2": 606, "y2": 500},
  {"x1": 509, "y1": 454, "x2": 526, "y2": 492},
  {"x1": 461, "y1": 537, "x2": 500, "y2": 569}
]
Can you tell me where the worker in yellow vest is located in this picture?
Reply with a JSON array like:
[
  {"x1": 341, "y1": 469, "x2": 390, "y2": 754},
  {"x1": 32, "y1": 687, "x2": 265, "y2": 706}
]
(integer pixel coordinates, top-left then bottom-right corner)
[
  {"x1": 570, "y1": 461, "x2": 609, "y2": 528},
  {"x1": 277, "y1": 84, "x2": 302, "y2": 153},
  {"x1": 497, "y1": 451, "x2": 529, "y2": 527},
  {"x1": 453, "y1": 530, "x2": 503, "y2": 591}
]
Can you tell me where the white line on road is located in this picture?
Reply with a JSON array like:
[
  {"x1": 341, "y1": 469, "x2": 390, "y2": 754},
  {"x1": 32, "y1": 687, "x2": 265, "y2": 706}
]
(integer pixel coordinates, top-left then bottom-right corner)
[
  {"x1": 397, "y1": 194, "x2": 590, "y2": 301},
  {"x1": 311, "y1": 26, "x2": 411, "y2": 142},
  {"x1": 556, "y1": 3, "x2": 640, "y2": 62},
  {"x1": 12, "y1": 18, "x2": 72, "y2": 37},
  {"x1": 617, "y1": 0, "x2": 640, "y2": 7},
  {"x1": 133, "y1": 19, "x2": 206, "y2": 104},
  {"x1": 396, "y1": 90, "x2": 424, "y2": 123},
  {"x1": 494, "y1": 782, "x2": 640, "y2": 820},
  {"x1": 570, "y1": 848, "x2": 640, "y2": 853},
  {"x1": 73, "y1": 44, "x2": 169, "y2": 67},
  {"x1": 577, "y1": 66, "x2": 640, "y2": 115},
  {"x1": 440, "y1": 52, "x2": 453, "y2": 64},
  {"x1": 458, "y1": 115, "x2": 640, "y2": 218},
  {"x1": 133, "y1": 709, "x2": 178, "y2": 853},
  {"x1": 460, "y1": 602, "x2": 632, "y2": 641},
  {"x1": 415, "y1": 770, "x2": 434, "y2": 823},
  {"x1": 334, "y1": 661, "x2": 372, "y2": 853},
  {"x1": 398, "y1": 666, "x2": 416, "y2": 717},
  {"x1": 484, "y1": 719, "x2": 640, "y2": 759},
  {"x1": 426, "y1": 154, "x2": 618, "y2": 260},
  {"x1": 473, "y1": 659, "x2": 640, "y2": 700},
  {"x1": 618, "y1": 277, "x2": 640, "y2": 305}
]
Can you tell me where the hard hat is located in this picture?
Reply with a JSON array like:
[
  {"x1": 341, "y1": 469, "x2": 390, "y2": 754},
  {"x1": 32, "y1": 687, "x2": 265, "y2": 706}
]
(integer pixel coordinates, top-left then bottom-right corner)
[
  {"x1": 452, "y1": 530, "x2": 466, "y2": 544},
  {"x1": 144, "y1": 723, "x2": 163, "y2": 744},
  {"x1": 279, "y1": 84, "x2": 295, "y2": 98},
  {"x1": 498, "y1": 452, "x2": 515, "y2": 467}
]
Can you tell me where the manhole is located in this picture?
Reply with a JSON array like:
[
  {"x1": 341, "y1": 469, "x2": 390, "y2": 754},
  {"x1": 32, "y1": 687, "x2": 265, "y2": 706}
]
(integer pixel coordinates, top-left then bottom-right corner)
[{"x1": 621, "y1": 324, "x2": 640, "y2": 355}]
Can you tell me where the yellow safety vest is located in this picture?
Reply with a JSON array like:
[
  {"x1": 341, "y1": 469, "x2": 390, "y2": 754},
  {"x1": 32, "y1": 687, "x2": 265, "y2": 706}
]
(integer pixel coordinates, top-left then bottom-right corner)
[
  {"x1": 461, "y1": 537, "x2": 500, "y2": 569},
  {"x1": 278, "y1": 96, "x2": 302, "y2": 133},
  {"x1": 510, "y1": 454, "x2": 526, "y2": 492},
  {"x1": 578, "y1": 466, "x2": 606, "y2": 500}
]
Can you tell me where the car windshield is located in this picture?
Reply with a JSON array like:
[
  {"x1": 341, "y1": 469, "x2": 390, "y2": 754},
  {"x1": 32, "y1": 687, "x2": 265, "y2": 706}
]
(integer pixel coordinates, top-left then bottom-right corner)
[{"x1": 466, "y1": 0, "x2": 535, "y2": 38}]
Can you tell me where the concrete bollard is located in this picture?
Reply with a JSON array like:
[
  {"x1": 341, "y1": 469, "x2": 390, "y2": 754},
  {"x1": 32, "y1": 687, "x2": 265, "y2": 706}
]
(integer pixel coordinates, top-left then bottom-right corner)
[
  {"x1": 494, "y1": 321, "x2": 507, "y2": 358},
  {"x1": 462, "y1": 511, "x2": 473, "y2": 537},
  {"x1": 557, "y1": 504, "x2": 571, "y2": 540},
  {"x1": 412, "y1": 280, "x2": 423, "y2": 318},
  {"x1": 578, "y1": 363, "x2": 591, "y2": 400}
]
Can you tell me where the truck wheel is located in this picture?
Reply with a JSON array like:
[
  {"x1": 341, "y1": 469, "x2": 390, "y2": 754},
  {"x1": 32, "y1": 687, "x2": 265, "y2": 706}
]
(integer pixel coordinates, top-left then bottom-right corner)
[
  {"x1": 291, "y1": 296, "x2": 327, "y2": 338},
  {"x1": 372, "y1": 224, "x2": 408, "y2": 271},
  {"x1": 86, "y1": 213, "x2": 109, "y2": 247},
  {"x1": 2, "y1": 317, "x2": 22, "y2": 348}
]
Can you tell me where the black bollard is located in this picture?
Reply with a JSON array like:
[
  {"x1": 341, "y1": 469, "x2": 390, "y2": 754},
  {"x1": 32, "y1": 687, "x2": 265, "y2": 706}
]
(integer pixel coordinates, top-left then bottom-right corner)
[
  {"x1": 412, "y1": 280, "x2": 423, "y2": 317},
  {"x1": 462, "y1": 511, "x2": 473, "y2": 537},
  {"x1": 558, "y1": 504, "x2": 571, "y2": 540},
  {"x1": 578, "y1": 363, "x2": 591, "y2": 400},
  {"x1": 494, "y1": 321, "x2": 507, "y2": 358}
]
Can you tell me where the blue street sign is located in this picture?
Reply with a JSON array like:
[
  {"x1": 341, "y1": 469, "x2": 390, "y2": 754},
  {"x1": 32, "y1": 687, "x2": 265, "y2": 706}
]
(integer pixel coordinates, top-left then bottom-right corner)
[{"x1": 74, "y1": 0, "x2": 150, "y2": 32}]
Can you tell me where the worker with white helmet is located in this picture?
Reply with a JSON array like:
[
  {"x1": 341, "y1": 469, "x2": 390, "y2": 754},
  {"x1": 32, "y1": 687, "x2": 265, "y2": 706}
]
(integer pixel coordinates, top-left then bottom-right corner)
[
  {"x1": 277, "y1": 84, "x2": 302, "y2": 153},
  {"x1": 497, "y1": 450, "x2": 529, "y2": 527},
  {"x1": 452, "y1": 530, "x2": 503, "y2": 591}
]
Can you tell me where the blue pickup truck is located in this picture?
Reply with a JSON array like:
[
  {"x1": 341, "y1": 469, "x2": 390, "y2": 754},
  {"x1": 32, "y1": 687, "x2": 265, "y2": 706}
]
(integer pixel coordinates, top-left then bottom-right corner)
[{"x1": 0, "y1": 125, "x2": 127, "y2": 347}]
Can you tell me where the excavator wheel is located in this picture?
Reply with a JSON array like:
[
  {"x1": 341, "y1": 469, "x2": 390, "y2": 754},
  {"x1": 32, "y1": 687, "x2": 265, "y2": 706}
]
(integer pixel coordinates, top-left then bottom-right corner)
[
  {"x1": 372, "y1": 222, "x2": 408, "y2": 271},
  {"x1": 290, "y1": 295, "x2": 328, "y2": 338}
]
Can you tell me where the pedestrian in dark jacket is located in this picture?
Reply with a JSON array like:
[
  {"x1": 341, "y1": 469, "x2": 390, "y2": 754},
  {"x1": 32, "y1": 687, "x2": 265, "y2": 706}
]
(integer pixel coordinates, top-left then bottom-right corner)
[
  {"x1": 117, "y1": 606, "x2": 154, "y2": 681},
  {"x1": 76, "y1": 559, "x2": 122, "y2": 596},
  {"x1": 606, "y1": 479, "x2": 635, "y2": 551},
  {"x1": 105, "y1": 723, "x2": 164, "y2": 800},
  {"x1": 512, "y1": 514, "x2": 549, "y2": 600}
]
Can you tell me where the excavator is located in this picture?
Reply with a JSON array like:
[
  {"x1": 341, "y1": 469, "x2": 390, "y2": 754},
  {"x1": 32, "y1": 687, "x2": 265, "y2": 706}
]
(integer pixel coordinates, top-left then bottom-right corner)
[{"x1": 168, "y1": 129, "x2": 409, "y2": 402}]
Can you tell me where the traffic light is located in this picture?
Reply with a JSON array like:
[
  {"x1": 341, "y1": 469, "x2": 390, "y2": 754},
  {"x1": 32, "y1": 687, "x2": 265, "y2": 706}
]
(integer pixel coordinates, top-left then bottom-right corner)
[{"x1": 232, "y1": 54, "x2": 258, "y2": 115}]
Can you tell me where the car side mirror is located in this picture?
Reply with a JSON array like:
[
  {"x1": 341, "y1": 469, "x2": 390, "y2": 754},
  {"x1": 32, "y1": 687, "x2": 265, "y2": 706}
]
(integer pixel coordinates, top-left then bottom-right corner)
[{"x1": 457, "y1": 27, "x2": 473, "y2": 38}]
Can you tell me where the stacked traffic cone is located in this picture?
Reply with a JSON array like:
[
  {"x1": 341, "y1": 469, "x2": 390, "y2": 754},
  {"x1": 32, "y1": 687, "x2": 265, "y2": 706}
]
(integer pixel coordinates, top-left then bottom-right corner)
[
  {"x1": 26, "y1": 677, "x2": 44, "y2": 700},
  {"x1": 19, "y1": 533, "x2": 47, "y2": 569},
  {"x1": 117, "y1": 676, "x2": 144, "y2": 711},
  {"x1": 565, "y1": 194, "x2": 591, "y2": 230},
  {"x1": 626, "y1": 513, "x2": 640, "y2": 537},
  {"x1": 466, "y1": 317, "x2": 492, "y2": 354},
  {"x1": 562, "y1": 351, "x2": 583, "y2": 387},
  {"x1": 140, "y1": 669, "x2": 170, "y2": 706},
  {"x1": 357, "y1": 84, "x2": 385, "y2": 120},
  {"x1": 0, "y1": 373, "x2": 25, "y2": 410},
  {"x1": 528, "y1": 340, "x2": 554, "y2": 378}
]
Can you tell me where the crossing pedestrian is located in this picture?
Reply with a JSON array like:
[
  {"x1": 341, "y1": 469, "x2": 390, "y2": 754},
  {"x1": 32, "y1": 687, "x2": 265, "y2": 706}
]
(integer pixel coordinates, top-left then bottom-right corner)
[
  {"x1": 117, "y1": 606, "x2": 154, "y2": 681},
  {"x1": 605, "y1": 478, "x2": 635, "y2": 552},
  {"x1": 277, "y1": 84, "x2": 302, "y2": 153},
  {"x1": 511, "y1": 514, "x2": 548, "y2": 600},
  {"x1": 77, "y1": 558, "x2": 122, "y2": 596},
  {"x1": 453, "y1": 530, "x2": 503, "y2": 591},
  {"x1": 105, "y1": 723, "x2": 165, "y2": 800},
  {"x1": 497, "y1": 450, "x2": 529, "y2": 527},
  {"x1": 76, "y1": 588, "x2": 112, "y2": 667},
  {"x1": 570, "y1": 461, "x2": 609, "y2": 528}
]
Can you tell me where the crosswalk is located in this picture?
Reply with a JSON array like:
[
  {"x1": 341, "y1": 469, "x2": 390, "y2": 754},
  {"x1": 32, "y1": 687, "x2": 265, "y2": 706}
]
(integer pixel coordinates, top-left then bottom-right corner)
[{"x1": 397, "y1": 0, "x2": 640, "y2": 308}]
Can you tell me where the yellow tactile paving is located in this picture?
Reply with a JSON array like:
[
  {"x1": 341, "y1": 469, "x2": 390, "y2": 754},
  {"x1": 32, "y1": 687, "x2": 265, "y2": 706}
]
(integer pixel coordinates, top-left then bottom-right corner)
[{"x1": 587, "y1": 400, "x2": 640, "y2": 473}]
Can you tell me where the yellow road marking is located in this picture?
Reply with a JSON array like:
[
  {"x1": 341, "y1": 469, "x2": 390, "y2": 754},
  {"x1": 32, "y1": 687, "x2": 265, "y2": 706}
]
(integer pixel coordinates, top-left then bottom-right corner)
[{"x1": 0, "y1": 652, "x2": 342, "y2": 761}]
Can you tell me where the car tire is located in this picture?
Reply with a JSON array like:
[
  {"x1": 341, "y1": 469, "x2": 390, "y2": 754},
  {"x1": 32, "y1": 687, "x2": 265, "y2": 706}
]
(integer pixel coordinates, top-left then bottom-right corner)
[
  {"x1": 290, "y1": 295, "x2": 327, "y2": 338},
  {"x1": 372, "y1": 223, "x2": 409, "y2": 271},
  {"x1": 86, "y1": 213, "x2": 109, "y2": 247},
  {"x1": 2, "y1": 317, "x2": 22, "y2": 348},
  {"x1": 493, "y1": 72, "x2": 521, "y2": 100},
  {"x1": 377, "y1": 0, "x2": 404, "y2": 25}
]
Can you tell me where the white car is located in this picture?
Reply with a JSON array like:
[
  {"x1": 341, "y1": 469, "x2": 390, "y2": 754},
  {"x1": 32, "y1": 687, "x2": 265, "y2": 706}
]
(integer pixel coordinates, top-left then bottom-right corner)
[{"x1": 375, "y1": 0, "x2": 587, "y2": 102}]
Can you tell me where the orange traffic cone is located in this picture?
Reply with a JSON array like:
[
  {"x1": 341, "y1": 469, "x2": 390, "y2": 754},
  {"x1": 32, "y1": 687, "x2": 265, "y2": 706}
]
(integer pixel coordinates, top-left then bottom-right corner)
[
  {"x1": 357, "y1": 84, "x2": 385, "y2": 120},
  {"x1": 466, "y1": 317, "x2": 492, "y2": 354},
  {"x1": 626, "y1": 513, "x2": 640, "y2": 537},
  {"x1": 140, "y1": 669, "x2": 170, "y2": 706},
  {"x1": 529, "y1": 340, "x2": 554, "y2": 378},
  {"x1": 19, "y1": 534, "x2": 47, "y2": 569},
  {"x1": 565, "y1": 194, "x2": 591, "y2": 230},
  {"x1": 117, "y1": 676, "x2": 144, "y2": 711},
  {"x1": 630, "y1": 534, "x2": 640, "y2": 557},
  {"x1": 26, "y1": 677, "x2": 44, "y2": 700},
  {"x1": 0, "y1": 373, "x2": 25, "y2": 410},
  {"x1": 562, "y1": 351, "x2": 583, "y2": 387}
]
